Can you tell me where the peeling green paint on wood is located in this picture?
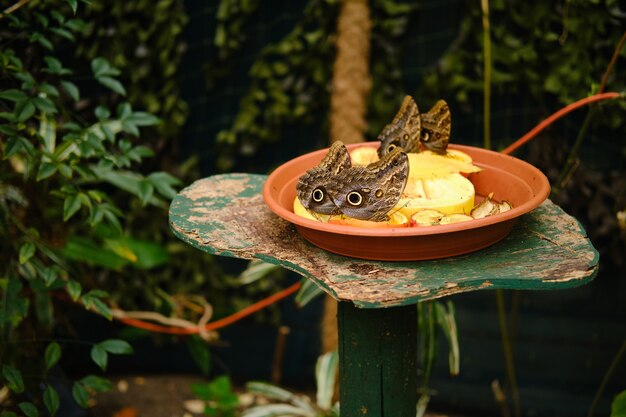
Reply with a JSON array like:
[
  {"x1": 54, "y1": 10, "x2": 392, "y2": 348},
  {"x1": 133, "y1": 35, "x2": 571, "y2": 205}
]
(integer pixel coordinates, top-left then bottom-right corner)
[{"x1": 169, "y1": 174, "x2": 599, "y2": 308}]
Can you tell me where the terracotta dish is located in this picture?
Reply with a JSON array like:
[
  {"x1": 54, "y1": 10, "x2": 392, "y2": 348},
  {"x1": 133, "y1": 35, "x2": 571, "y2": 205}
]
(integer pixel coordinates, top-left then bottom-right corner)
[{"x1": 263, "y1": 143, "x2": 550, "y2": 261}]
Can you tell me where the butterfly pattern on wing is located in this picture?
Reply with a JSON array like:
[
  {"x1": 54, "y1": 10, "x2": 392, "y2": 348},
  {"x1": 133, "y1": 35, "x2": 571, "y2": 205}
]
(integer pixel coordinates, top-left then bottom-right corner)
[
  {"x1": 327, "y1": 148, "x2": 409, "y2": 222},
  {"x1": 377, "y1": 95, "x2": 421, "y2": 157},
  {"x1": 296, "y1": 141, "x2": 352, "y2": 215},
  {"x1": 420, "y1": 99, "x2": 451, "y2": 154}
]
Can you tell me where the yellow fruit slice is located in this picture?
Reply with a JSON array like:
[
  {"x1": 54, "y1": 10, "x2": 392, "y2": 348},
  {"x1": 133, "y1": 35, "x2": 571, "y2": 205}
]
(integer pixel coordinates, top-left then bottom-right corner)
[
  {"x1": 293, "y1": 197, "x2": 331, "y2": 222},
  {"x1": 396, "y1": 173, "x2": 475, "y2": 217},
  {"x1": 407, "y1": 151, "x2": 481, "y2": 179},
  {"x1": 349, "y1": 146, "x2": 379, "y2": 166},
  {"x1": 293, "y1": 196, "x2": 408, "y2": 227}
]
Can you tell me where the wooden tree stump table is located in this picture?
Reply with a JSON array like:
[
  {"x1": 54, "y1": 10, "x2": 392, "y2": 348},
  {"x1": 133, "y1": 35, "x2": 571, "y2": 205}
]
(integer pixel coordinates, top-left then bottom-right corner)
[{"x1": 169, "y1": 173, "x2": 599, "y2": 417}]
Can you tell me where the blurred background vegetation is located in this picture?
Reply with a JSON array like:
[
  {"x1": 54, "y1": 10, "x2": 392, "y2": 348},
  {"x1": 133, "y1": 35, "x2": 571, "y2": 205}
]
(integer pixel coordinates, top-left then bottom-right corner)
[{"x1": 1, "y1": 0, "x2": 625, "y2": 416}]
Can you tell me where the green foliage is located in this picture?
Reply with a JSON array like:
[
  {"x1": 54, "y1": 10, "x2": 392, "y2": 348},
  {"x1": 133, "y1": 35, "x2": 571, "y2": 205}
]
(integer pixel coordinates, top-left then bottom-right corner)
[
  {"x1": 243, "y1": 351, "x2": 339, "y2": 417},
  {"x1": 191, "y1": 375, "x2": 240, "y2": 417},
  {"x1": 416, "y1": 0, "x2": 626, "y2": 132},
  {"x1": 416, "y1": 301, "x2": 460, "y2": 417},
  {"x1": 612, "y1": 390, "x2": 626, "y2": 417},
  {"x1": 212, "y1": 0, "x2": 340, "y2": 171},
  {"x1": 77, "y1": 0, "x2": 189, "y2": 142},
  {"x1": 0, "y1": 0, "x2": 176, "y2": 414}
]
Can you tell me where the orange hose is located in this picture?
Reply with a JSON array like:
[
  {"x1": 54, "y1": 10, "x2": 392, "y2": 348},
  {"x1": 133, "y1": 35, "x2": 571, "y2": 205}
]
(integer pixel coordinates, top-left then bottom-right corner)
[
  {"x1": 115, "y1": 281, "x2": 302, "y2": 335},
  {"x1": 500, "y1": 92, "x2": 621, "y2": 155},
  {"x1": 113, "y1": 93, "x2": 623, "y2": 336}
]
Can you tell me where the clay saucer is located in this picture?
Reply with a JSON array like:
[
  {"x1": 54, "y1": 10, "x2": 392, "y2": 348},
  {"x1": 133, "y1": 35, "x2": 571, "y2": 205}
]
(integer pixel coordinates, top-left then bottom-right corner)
[{"x1": 262, "y1": 142, "x2": 550, "y2": 261}]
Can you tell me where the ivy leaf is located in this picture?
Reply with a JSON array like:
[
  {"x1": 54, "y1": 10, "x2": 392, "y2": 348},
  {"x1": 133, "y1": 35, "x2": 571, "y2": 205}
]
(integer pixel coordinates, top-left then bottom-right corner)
[
  {"x1": 66, "y1": 279, "x2": 81, "y2": 301},
  {"x1": 45, "y1": 342, "x2": 61, "y2": 371},
  {"x1": 97, "y1": 76, "x2": 126, "y2": 96},
  {"x1": 61, "y1": 81, "x2": 80, "y2": 101},
  {"x1": 63, "y1": 195, "x2": 81, "y2": 221},
  {"x1": 99, "y1": 339, "x2": 133, "y2": 355},
  {"x1": 14, "y1": 99, "x2": 36, "y2": 122},
  {"x1": 79, "y1": 375, "x2": 112, "y2": 392},
  {"x1": 43, "y1": 385, "x2": 60, "y2": 416},
  {"x1": 37, "y1": 162, "x2": 57, "y2": 181},
  {"x1": 90, "y1": 344, "x2": 108, "y2": 371},
  {"x1": 126, "y1": 112, "x2": 159, "y2": 126},
  {"x1": 18, "y1": 402, "x2": 39, "y2": 417},
  {"x1": 72, "y1": 382, "x2": 89, "y2": 408},
  {"x1": 19, "y1": 242, "x2": 36, "y2": 264},
  {"x1": 2, "y1": 365, "x2": 25, "y2": 393},
  {"x1": 66, "y1": 0, "x2": 78, "y2": 14},
  {"x1": 137, "y1": 180, "x2": 154, "y2": 206},
  {"x1": 0, "y1": 89, "x2": 27, "y2": 102},
  {"x1": 33, "y1": 97, "x2": 57, "y2": 114}
]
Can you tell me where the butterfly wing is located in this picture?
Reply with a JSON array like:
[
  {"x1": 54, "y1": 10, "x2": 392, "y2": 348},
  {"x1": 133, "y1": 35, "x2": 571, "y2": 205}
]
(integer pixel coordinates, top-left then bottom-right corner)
[
  {"x1": 377, "y1": 96, "x2": 421, "y2": 157},
  {"x1": 420, "y1": 99, "x2": 451, "y2": 154},
  {"x1": 328, "y1": 148, "x2": 409, "y2": 221},
  {"x1": 296, "y1": 141, "x2": 351, "y2": 214}
]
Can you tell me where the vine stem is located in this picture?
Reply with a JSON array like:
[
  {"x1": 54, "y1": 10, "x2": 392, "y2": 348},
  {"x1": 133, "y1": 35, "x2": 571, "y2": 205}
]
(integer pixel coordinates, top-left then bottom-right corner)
[
  {"x1": 496, "y1": 289, "x2": 521, "y2": 417},
  {"x1": 587, "y1": 340, "x2": 626, "y2": 417},
  {"x1": 500, "y1": 92, "x2": 622, "y2": 155},
  {"x1": 481, "y1": 0, "x2": 492, "y2": 150},
  {"x1": 1, "y1": 0, "x2": 30, "y2": 17}
]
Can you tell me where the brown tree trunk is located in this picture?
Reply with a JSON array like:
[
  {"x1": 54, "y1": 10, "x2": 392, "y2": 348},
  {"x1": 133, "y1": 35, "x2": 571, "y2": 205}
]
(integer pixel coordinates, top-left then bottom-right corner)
[{"x1": 323, "y1": 0, "x2": 372, "y2": 354}]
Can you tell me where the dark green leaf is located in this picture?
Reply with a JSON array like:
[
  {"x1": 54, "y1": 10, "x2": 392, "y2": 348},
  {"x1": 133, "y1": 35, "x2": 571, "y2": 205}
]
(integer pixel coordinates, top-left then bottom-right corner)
[
  {"x1": 43, "y1": 385, "x2": 60, "y2": 416},
  {"x1": 50, "y1": 27, "x2": 75, "y2": 41},
  {"x1": 15, "y1": 100, "x2": 35, "y2": 122},
  {"x1": 121, "y1": 119, "x2": 139, "y2": 136},
  {"x1": 2, "y1": 365, "x2": 25, "y2": 393},
  {"x1": 126, "y1": 112, "x2": 159, "y2": 126},
  {"x1": 45, "y1": 342, "x2": 61, "y2": 371},
  {"x1": 613, "y1": 390, "x2": 626, "y2": 417},
  {"x1": 63, "y1": 195, "x2": 81, "y2": 221},
  {"x1": 3, "y1": 137, "x2": 23, "y2": 159},
  {"x1": 43, "y1": 57, "x2": 71, "y2": 75},
  {"x1": 41, "y1": 266, "x2": 58, "y2": 287},
  {"x1": 0, "y1": 89, "x2": 27, "y2": 101},
  {"x1": 148, "y1": 172, "x2": 181, "y2": 200},
  {"x1": 117, "y1": 102, "x2": 132, "y2": 118},
  {"x1": 0, "y1": 411, "x2": 18, "y2": 417},
  {"x1": 94, "y1": 105, "x2": 110, "y2": 120},
  {"x1": 186, "y1": 335, "x2": 211, "y2": 375},
  {"x1": 137, "y1": 180, "x2": 154, "y2": 206},
  {"x1": 99, "y1": 339, "x2": 133, "y2": 355},
  {"x1": 91, "y1": 297, "x2": 112, "y2": 320},
  {"x1": 39, "y1": 83, "x2": 60, "y2": 97},
  {"x1": 96, "y1": 76, "x2": 126, "y2": 96},
  {"x1": 66, "y1": 0, "x2": 78, "y2": 13},
  {"x1": 79, "y1": 375, "x2": 112, "y2": 392},
  {"x1": 72, "y1": 382, "x2": 89, "y2": 408},
  {"x1": 58, "y1": 163, "x2": 72, "y2": 178},
  {"x1": 63, "y1": 236, "x2": 128, "y2": 269},
  {"x1": 18, "y1": 402, "x2": 38, "y2": 417},
  {"x1": 66, "y1": 279, "x2": 81, "y2": 301},
  {"x1": 37, "y1": 162, "x2": 57, "y2": 181},
  {"x1": 90, "y1": 344, "x2": 108, "y2": 370},
  {"x1": 61, "y1": 81, "x2": 80, "y2": 101},
  {"x1": 33, "y1": 97, "x2": 57, "y2": 114},
  {"x1": 19, "y1": 243, "x2": 36, "y2": 264}
]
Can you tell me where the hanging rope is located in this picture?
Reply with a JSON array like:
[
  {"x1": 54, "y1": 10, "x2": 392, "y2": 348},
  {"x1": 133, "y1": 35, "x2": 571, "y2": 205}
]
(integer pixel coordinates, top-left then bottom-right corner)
[{"x1": 329, "y1": 0, "x2": 372, "y2": 144}]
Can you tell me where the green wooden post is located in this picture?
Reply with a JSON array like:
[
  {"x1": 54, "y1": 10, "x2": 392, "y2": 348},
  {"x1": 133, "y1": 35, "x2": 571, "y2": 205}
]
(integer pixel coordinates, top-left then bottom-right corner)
[{"x1": 338, "y1": 302, "x2": 418, "y2": 417}]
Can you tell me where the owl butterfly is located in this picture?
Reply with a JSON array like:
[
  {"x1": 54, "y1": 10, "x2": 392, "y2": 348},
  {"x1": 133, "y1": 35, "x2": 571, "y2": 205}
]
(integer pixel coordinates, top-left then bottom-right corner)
[
  {"x1": 327, "y1": 148, "x2": 409, "y2": 222},
  {"x1": 377, "y1": 95, "x2": 421, "y2": 158},
  {"x1": 296, "y1": 141, "x2": 352, "y2": 215},
  {"x1": 419, "y1": 99, "x2": 451, "y2": 154},
  {"x1": 378, "y1": 97, "x2": 452, "y2": 156}
]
